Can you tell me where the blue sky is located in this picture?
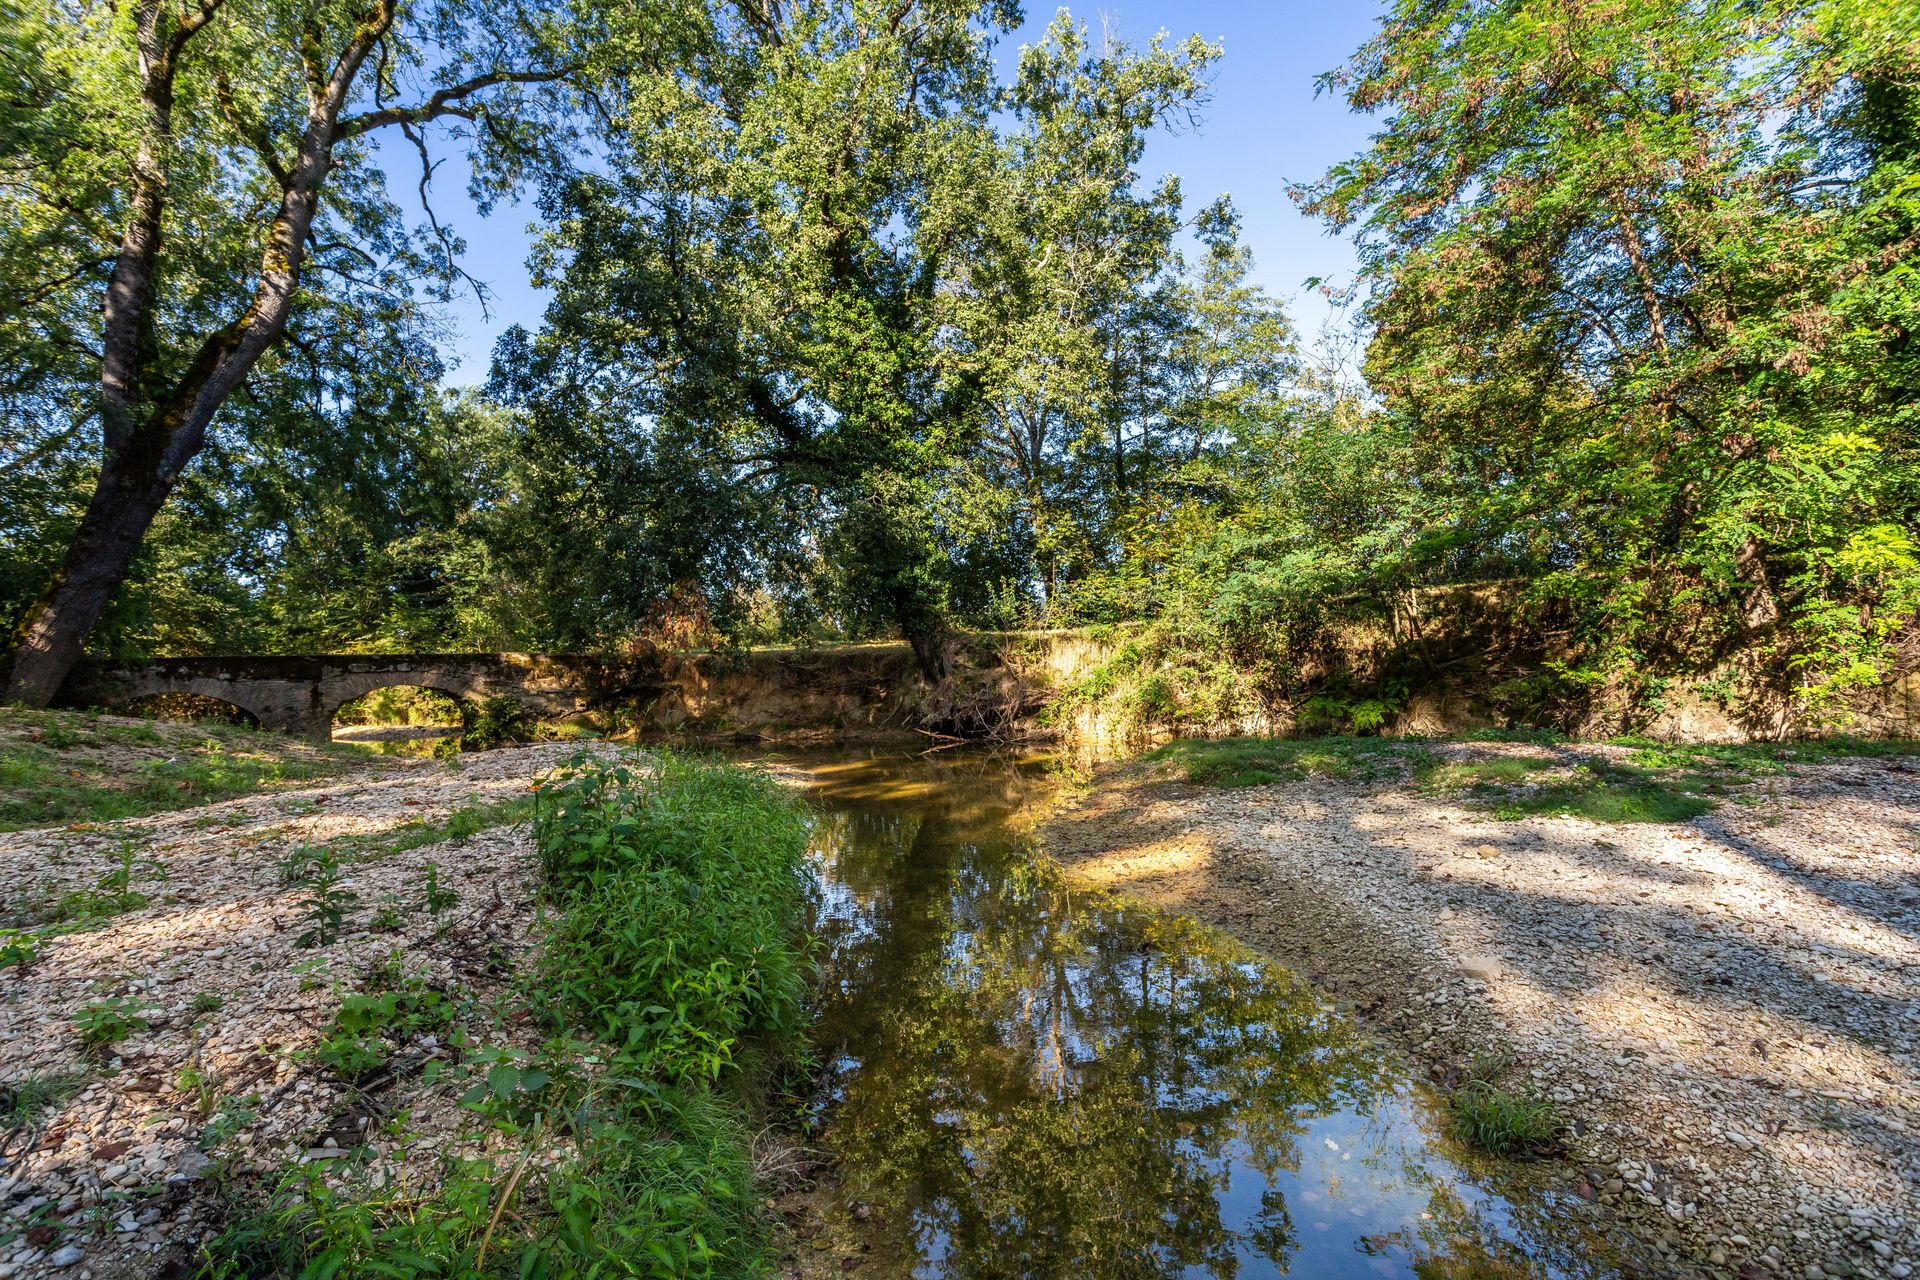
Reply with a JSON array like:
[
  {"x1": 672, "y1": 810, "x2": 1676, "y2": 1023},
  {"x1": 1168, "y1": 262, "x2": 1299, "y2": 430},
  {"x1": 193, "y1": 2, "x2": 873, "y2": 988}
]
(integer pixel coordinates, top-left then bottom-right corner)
[{"x1": 406, "y1": 1, "x2": 1384, "y2": 385}]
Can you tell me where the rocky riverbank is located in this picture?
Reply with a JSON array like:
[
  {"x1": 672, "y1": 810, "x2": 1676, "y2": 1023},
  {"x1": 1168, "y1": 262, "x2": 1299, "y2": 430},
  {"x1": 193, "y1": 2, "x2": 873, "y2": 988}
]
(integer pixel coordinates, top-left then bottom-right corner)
[
  {"x1": 1042, "y1": 741, "x2": 1920, "y2": 1280},
  {"x1": 0, "y1": 741, "x2": 598, "y2": 1278}
]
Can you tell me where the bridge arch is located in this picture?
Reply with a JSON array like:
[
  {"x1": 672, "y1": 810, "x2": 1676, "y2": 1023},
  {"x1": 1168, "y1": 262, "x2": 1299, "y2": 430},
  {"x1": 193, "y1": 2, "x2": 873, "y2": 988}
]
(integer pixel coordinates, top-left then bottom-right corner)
[
  {"x1": 322, "y1": 675, "x2": 479, "y2": 730},
  {"x1": 112, "y1": 690, "x2": 263, "y2": 728}
]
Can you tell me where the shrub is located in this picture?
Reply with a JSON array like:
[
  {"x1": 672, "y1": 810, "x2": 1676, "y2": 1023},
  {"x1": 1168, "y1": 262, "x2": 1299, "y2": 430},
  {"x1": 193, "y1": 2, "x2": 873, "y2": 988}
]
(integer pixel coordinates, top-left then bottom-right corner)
[
  {"x1": 534, "y1": 752, "x2": 811, "y2": 1082},
  {"x1": 74, "y1": 996, "x2": 152, "y2": 1050}
]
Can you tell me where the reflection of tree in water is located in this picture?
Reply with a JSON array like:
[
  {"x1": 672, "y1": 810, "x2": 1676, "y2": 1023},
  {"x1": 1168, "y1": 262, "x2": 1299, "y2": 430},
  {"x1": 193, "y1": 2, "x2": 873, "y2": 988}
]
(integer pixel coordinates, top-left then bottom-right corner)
[{"x1": 799, "y1": 756, "x2": 1620, "y2": 1280}]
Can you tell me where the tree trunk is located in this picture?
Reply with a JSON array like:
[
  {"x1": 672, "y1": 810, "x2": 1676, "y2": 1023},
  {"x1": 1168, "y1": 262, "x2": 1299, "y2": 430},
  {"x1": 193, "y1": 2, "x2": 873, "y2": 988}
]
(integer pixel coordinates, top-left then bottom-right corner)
[
  {"x1": 904, "y1": 613, "x2": 950, "y2": 684},
  {"x1": 6, "y1": 448, "x2": 175, "y2": 705}
]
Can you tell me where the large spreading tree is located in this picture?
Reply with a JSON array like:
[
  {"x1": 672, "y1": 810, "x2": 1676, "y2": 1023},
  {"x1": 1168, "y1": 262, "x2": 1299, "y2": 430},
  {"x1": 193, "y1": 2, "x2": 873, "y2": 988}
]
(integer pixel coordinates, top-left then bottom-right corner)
[{"x1": 0, "y1": 0, "x2": 672, "y2": 703}]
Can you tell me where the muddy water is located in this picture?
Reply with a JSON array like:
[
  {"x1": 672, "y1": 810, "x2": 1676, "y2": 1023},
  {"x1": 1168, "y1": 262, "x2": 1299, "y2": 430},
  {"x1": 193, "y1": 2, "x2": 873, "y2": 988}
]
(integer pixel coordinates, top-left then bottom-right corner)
[{"x1": 782, "y1": 747, "x2": 1624, "y2": 1280}]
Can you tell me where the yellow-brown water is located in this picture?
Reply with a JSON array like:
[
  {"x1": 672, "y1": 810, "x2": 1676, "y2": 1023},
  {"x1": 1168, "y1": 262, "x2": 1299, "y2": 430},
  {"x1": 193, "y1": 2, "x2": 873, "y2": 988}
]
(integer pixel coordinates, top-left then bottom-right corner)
[{"x1": 780, "y1": 747, "x2": 1626, "y2": 1280}]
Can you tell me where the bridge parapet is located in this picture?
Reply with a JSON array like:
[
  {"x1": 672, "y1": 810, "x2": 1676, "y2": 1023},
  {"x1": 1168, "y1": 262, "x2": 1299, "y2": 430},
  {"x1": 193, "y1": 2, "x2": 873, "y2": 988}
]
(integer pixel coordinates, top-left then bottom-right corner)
[{"x1": 63, "y1": 653, "x2": 655, "y2": 741}]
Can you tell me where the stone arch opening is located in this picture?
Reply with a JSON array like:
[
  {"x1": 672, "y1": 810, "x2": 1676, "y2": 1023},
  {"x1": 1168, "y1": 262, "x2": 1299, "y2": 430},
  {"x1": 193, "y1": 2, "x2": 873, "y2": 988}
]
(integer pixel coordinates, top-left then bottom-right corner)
[
  {"x1": 329, "y1": 684, "x2": 469, "y2": 749},
  {"x1": 114, "y1": 691, "x2": 263, "y2": 728}
]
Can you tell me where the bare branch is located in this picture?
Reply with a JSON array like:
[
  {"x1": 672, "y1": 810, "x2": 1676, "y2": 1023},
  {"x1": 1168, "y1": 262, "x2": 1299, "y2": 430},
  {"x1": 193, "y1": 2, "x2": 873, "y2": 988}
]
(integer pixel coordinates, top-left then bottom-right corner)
[{"x1": 400, "y1": 120, "x2": 492, "y2": 313}]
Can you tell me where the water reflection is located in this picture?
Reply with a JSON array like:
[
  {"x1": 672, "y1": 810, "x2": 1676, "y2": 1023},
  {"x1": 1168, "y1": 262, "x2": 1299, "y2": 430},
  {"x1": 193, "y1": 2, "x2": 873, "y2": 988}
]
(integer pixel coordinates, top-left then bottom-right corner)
[{"x1": 787, "y1": 749, "x2": 1620, "y2": 1280}]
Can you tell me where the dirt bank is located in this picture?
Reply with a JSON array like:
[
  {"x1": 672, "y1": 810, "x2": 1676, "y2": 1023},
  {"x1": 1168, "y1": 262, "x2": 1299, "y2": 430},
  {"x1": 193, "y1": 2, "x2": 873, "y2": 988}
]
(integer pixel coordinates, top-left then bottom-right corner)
[{"x1": 1042, "y1": 743, "x2": 1920, "y2": 1280}]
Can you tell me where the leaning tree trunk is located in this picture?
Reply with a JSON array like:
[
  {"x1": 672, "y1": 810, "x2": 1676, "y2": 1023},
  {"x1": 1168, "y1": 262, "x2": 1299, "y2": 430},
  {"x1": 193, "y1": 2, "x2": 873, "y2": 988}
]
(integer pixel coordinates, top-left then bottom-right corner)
[
  {"x1": 5, "y1": 447, "x2": 178, "y2": 706},
  {"x1": 2, "y1": 0, "x2": 552, "y2": 707}
]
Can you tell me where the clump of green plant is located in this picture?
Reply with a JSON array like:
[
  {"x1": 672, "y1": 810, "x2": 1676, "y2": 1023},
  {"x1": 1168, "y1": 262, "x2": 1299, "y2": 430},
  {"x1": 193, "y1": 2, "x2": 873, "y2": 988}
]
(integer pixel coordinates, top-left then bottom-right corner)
[
  {"x1": 285, "y1": 845, "x2": 357, "y2": 947},
  {"x1": 0, "y1": 928, "x2": 39, "y2": 970},
  {"x1": 73, "y1": 996, "x2": 153, "y2": 1050},
  {"x1": 191, "y1": 992, "x2": 224, "y2": 1015},
  {"x1": 1150, "y1": 735, "x2": 1433, "y2": 788},
  {"x1": 1447, "y1": 1053, "x2": 1559, "y2": 1154},
  {"x1": 534, "y1": 751, "x2": 812, "y2": 1083},
  {"x1": 53, "y1": 843, "x2": 166, "y2": 921},
  {"x1": 2, "y1": 1070, "x2": 88, "y2": 1128},
  {"x1": 199, "y1": 1093, "x2": 261, "y2": 1151},
  {"x1": 412, "y1": 861, "x2": 459, "y2": 916},
  {"x1": 1452, "y1": 1078, "x2": 1561, "y2": 1155},
  {"x1": 1299, "y1": 681, "x2": 1410, "y2": 735},
  {"x1": 200, "y1": 1080, "x2": 764, "y2": 1280},
  {"x1": 312, "y1": 983, "x2": 455, "y2": 1080},
  {"x1": 175, "y1": 1062, "x2": 220, "y2": 1118}
]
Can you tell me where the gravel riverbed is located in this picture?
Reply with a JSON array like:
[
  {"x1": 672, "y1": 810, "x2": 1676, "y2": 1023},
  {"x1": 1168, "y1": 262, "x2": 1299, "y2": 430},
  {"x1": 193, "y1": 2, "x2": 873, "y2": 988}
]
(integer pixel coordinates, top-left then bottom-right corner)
[
  {"x1": 0, "y1": 743, "x2": 598, "y2": 1279},
  {"x1": 1043, "y1": 742, "x2": 1920, "y2": 1280}
]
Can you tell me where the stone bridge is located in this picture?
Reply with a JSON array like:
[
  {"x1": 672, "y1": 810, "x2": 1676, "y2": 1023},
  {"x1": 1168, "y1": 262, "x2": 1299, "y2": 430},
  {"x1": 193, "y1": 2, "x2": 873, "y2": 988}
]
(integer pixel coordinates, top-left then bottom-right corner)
[{"x1": 62, "y1": 653, "x2": 658, "y2": 742}]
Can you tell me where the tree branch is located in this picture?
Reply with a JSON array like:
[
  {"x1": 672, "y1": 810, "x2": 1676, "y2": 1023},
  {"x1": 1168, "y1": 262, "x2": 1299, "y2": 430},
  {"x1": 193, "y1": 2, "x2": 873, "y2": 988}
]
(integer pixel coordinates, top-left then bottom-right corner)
[{"x1": 335, "y1": 66, "x2": 575, "y2": 139}]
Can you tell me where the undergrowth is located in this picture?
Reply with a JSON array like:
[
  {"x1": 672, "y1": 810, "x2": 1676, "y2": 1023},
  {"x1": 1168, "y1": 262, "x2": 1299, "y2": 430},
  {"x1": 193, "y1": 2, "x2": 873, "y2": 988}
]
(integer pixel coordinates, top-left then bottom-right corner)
[
  {"x1": 1153, "y1": 729, "x2": 1914, "y2": 823},
  {"x1": 0, "y1": 706, "x2": 370, "y2": 832},
  {"x1": 198, "y1": 750, "x2": 812, "y2": 1279},
  {"x1": 1416, "y1": 756, "x2": 1723, "y2": 824}
]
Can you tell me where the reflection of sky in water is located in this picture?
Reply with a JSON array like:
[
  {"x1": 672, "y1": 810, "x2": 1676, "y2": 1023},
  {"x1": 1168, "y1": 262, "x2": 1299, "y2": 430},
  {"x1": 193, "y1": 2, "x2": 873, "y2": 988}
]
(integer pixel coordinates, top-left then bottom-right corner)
[{"x1": 786, "y1": 750, "x2": 1622, "y2": 1280}]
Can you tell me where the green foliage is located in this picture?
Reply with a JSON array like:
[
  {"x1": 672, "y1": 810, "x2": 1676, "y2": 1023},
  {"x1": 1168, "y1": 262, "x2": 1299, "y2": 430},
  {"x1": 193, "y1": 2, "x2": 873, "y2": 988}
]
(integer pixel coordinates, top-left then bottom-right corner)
[
  {"x1": 1150, "y1": 735, "x2": 1434, "y2": 787},
  {"x1": 458, "y1": 697, "x2": 536, "y2": 751},
  {"x1": 314, "y1": 985, "x2": 455, "y2": 1080},
  {"x1": 413, "y1": 862, "x2": 460, "y2": 917},
  {"x1": 199, "y1": 1084, "x2": 764, "y2": 1280},
  {"x1": 1302, "y1": 0, "x2": 1920, "y2": 715},
  {"x1": 288, "y1": 846, "x2": 357, "y2": 948},
  {"x1": 0, "y1": 707, "x2": 368, "y2": 833},
  {"x1": 534, "y1": 752, "x2": 812, "y2": 1082},
  {"x1": 0, "y1": 929, "x2": 39, "y2": 970},
  {"x1": 73, "y1": 996, "x2": 152, "y2": 1050}
]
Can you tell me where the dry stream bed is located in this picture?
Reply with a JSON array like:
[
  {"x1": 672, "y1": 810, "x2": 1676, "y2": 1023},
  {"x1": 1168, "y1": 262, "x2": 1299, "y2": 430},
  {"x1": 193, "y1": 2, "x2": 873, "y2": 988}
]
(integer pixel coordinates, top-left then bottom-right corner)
[{"x1": 0, "y1": 716, "x2": 1914, "y2": 1280}]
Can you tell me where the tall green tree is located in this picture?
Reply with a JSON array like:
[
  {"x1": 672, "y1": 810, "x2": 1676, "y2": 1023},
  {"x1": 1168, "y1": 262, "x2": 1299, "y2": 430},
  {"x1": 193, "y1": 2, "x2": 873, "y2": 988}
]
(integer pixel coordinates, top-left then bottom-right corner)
[
  {"x1": 0, "y1": 0, "x2": 673, "y2": 703},
  {"x1": 499, "y1": 2, "x2": 1217, "y2": 675},
  {"x1": 1302, "y1": 0, "x2": 1920, "y2": 713}
]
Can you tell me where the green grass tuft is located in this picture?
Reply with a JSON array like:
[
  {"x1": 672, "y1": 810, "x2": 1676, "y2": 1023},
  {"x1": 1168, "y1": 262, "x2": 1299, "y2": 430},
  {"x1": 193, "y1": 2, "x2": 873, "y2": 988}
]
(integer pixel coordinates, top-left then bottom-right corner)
[
  {"x1": 2, "y1": 1070, "x2": 88, "y2": 1129},
  {"x1": 1451, "y1": 1079, "x2": 1560, "y2": 1155},
  {"x1": 1150, "y1": 735, "x2": 1435, "y2": 787}
]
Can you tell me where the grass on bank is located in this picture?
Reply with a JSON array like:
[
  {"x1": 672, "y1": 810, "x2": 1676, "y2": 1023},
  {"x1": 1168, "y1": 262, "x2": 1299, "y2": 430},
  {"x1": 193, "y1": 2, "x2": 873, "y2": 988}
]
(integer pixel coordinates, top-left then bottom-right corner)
[
  {"x1": 1450, "y1": 1054, "x2": 1561, "y2": 1156},
  {"x1": 1154, "y1": 731, "x2": 1917, "y2": 824},
  {"x1": 0, "y1": 705, "x2": 372, "y2": 832},
  {"x1": 1150, "y1": 735, "x2": 1435, "y2": 786},
  {"x1": 199, "y1": 751, "x2": 813, "y2": 1280}
]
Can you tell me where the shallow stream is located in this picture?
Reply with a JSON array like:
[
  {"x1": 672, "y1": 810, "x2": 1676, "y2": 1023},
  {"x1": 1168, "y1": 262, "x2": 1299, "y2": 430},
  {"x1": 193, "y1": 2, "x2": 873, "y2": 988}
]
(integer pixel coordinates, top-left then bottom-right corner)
[{"x1": 781, "y1": 746, "x2": 1625, "y2": 1280}]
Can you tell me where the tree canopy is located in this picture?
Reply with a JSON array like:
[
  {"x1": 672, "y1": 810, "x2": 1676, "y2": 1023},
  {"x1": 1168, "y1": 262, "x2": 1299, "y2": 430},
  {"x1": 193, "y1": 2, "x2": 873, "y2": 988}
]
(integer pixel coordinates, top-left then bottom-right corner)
[{"x1": 4, "y1": 0, "x2": 1916, "y2": 729}]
